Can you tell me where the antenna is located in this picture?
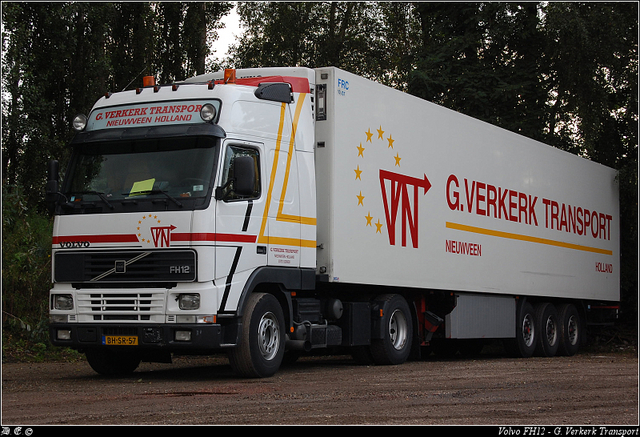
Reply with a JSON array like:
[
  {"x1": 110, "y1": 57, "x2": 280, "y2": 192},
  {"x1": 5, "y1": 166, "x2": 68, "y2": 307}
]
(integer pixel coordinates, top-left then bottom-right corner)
[{"x1": 121, "y1": 66, "x2": 149, "y2": 92}]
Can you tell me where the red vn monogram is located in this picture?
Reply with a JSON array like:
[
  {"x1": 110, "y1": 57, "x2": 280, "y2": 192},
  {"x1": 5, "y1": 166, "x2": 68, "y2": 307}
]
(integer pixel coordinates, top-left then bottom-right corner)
[
  {"x1": 150, "y1": 225, "x2": 176, "y2": 247},
  {"x1": 379, "y1": 170, "x2": 432, "y2": 248}
]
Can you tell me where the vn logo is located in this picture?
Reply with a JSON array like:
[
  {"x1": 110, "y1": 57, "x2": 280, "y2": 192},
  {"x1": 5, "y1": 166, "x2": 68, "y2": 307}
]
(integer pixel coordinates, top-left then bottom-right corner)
[
  {"x1": 354, "y1": 125, "x2": 432, "y2": 249},
  {"x1": 380, "y1": 170, "x2": 432, "y2": 248},
  {"x1": 150, "y1": 225, "x2": 176, "y2": 247},
  {"x1": 136, "y1": 214, "x2": 176, "y2": 247}
]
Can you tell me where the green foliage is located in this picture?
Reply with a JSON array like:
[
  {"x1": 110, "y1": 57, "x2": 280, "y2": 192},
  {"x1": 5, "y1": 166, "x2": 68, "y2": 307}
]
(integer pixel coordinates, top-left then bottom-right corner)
[
  {"x1": 2, "y1": 185, "x2": 53, "y2": 351},
  {"x1": 229, "y1": 2, "x2": 421, "y2": 86}
]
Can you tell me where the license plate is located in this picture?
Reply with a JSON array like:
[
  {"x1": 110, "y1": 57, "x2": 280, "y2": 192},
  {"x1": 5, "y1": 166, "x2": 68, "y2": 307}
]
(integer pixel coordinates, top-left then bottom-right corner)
[{"x1": 102, "y1": 335, "x2": 138, "y2": 346}]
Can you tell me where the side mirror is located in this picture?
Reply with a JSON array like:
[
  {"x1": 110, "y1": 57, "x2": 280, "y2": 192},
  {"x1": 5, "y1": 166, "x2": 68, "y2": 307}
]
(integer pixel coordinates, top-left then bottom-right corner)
[
  {"x1": 215, "y1": 155, "x2": 257, "y2": 201},
  {"x1": 234, "y1": 155, "x2": 256, "y2": 196}
]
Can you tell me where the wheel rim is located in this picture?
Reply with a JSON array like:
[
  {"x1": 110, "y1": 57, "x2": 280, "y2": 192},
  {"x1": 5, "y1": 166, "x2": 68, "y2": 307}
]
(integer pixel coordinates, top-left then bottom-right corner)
[
  {"x1": 567, "y1": 314, "x2": 578, "y2": 346},
  {"x1": 257, "y1": 311, "x2": 280, "y2": 361},
  {"x1": 545, "y1": 316, "x2": 558, "y2": 346},
  {"x1": 389, "y1": 309, "x2": 409, "y2": 350},
  {"x1": 522, "y1": 313, "x2": 535, "y2": 347}
]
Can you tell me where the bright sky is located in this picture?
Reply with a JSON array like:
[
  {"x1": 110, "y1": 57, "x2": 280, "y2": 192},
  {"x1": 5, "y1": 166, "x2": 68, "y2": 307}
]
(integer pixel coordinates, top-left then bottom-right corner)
[{"x1": 212, "y1": 4, "x2": 242, "y2": 59}]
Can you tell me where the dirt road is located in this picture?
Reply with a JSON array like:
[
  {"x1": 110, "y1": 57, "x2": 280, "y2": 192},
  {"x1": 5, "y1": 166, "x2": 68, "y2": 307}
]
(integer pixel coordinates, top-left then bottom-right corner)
[{"x1": 2, "y1": 349, "x2": 637, "y2": 426}]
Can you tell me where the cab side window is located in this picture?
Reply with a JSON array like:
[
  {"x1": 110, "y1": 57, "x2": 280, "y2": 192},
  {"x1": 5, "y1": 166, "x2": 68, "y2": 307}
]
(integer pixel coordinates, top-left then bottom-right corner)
[{"x1": 220, "y1": 145, "x2": 261, "y2": 201}]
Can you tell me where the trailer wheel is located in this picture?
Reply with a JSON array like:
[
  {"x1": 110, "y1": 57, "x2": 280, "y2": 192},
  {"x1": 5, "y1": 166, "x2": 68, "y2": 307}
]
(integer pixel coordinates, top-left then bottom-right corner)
[
  {"x1": 557, "y1": 303, "x2": 581, "y2": 356},
  {"x1": 370, "y1": 294, "x2": 413, "y2": 365},
  {"x1": 85, "y1": 348, "x2": 141, "y2": 376},
  {"x1": 228, "y1": 292, "x2": 285, "y2": 378},
  {"x1": 534, "y1": 303, "x2": 559, "y2": 357},
  {"x1": 504, "y1": 301, "x2": 536, "y2": 358}
]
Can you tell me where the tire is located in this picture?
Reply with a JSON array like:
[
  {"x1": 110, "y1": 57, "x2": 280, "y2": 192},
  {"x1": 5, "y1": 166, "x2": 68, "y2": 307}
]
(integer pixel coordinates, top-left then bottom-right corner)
[
  {"x1": 228, "y1": 292, "x2": 286, "y2": 378},
  {"x1": 85, "y1": 348, "x2": 141, "y2": 376},
  {"x1": 370, "y1": 294, "x2": 413, "y2": 365},
  {"x1": 504, "y1": 301, "x2": 536, "y2": 358},
  {"x1": 557, "y1": 303, "x2": 581, "y2": 356},
  {"x1": 534, "y1": 302, "x2": 559, "y2": 357}
]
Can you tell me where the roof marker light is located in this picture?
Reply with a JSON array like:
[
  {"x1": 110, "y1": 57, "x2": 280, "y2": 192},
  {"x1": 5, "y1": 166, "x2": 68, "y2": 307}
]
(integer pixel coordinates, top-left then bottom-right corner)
[
  {"x1": 224, "y1": 69, "x2": 236, "y2": 84},
  {"x1": 143, "y1": 76, "x2": 155, "y2": 87}
]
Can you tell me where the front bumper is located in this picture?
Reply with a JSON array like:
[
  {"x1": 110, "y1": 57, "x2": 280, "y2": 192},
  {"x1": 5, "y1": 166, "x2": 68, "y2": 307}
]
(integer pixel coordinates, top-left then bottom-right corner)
[{"x1": 49, "y1": 322, "x2": 236, "y2": 352}]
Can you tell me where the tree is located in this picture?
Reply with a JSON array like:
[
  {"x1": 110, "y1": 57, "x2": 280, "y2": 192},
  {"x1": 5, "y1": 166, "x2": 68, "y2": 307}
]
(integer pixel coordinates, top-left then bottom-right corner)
[
  {"x1": 228, "y1": 2, "x2": 417, "y2": 84},
  {"x1": 543, "y1": 2, "x2": 637, "y2": 322},
  {"x1": 409, "y1": 3, "x2": 550, "y2": 143}
]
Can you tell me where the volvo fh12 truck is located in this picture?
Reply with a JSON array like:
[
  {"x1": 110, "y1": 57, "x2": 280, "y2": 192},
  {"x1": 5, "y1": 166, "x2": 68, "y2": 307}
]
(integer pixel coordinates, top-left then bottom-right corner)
[{"x1": 47, "y1": 67, "x2": 619, "y2": 377}]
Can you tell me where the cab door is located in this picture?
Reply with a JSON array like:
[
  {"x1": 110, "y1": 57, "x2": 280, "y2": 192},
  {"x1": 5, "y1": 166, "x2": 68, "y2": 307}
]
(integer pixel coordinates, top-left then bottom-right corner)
[{"x1": 214, "y1": 140, "x2": 265, "y2": 313}]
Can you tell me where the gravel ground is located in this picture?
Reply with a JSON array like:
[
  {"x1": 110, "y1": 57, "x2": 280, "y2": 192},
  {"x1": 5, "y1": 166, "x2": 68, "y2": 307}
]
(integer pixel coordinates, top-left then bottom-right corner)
[{"x1": 2, "y1": 346, "x2": 637, "y2": 426}]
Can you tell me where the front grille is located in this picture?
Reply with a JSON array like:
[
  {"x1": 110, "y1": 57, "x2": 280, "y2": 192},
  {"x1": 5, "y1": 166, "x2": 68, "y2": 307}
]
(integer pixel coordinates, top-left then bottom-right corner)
[
  {"x1": 76, "y1": 290, "x2": 165, "y2": 322},
  {"x1": 55, "y1": 250, "x2": 196, "y2": 283}
]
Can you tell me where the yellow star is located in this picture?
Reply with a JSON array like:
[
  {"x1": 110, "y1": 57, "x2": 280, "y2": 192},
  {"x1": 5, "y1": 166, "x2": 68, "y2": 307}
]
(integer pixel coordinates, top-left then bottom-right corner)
[
  {"x1": 365, "y1": 212, "x2": 373, "y2": 226},
  {"x1": 377, "y1": 126, "x2": 384, "y2": 139},
  {"x1": 394, "y1": 153, "x2": 401, "y2": 167},
  {"x1": 357, "y1": 191, "x2": 365, "y2": 206},
  {"x1": 365, "y1": 128, "x2": 373, "y2": 142},
  {"x1": 375, "y1": 219, "x2": 383, "y2": 233},
  {"x1": 357, "y1": 143, "x2": 365, "y2": 157},
  {"x1": 387, "y1": 135, "x2": 395, "y2": 149},
  {"x1": 354, "y1": 165, "x2": 363, "y2": 180}
]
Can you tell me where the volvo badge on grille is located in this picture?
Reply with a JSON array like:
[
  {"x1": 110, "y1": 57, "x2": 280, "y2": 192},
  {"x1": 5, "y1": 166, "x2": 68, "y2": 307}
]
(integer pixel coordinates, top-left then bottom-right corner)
[{"x1": 115, "y1": 260, "x2": 126, "y2": 273}]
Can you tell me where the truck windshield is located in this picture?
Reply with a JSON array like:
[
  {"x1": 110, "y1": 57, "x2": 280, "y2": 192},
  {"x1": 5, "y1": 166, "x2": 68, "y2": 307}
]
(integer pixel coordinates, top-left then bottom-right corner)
[{"x1": 62, "y1": 136, "x2": 218, "y2": 212}]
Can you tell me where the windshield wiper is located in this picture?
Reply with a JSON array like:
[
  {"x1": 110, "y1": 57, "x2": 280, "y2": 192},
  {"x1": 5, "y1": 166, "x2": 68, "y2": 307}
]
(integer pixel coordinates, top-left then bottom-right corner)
[
  {"x1": 71, "y1": 191, "x2": 115, "y2": 209},
  {"x1": 128, "y1": 189, "x2": 183, "y2": 207}
]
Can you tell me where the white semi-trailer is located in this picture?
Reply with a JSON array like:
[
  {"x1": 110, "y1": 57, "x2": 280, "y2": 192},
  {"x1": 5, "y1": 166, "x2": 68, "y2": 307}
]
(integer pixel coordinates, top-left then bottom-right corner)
[{"x1": 48, "y1": 67, "x2": 619, "y2": 377}]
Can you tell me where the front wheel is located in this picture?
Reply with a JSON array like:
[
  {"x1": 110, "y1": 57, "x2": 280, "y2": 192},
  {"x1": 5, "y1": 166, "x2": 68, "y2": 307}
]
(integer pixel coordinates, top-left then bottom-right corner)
[
  {"x1": 370, "y1": 294, "x2": 413, "y2": 365},
  {"x1": 228, "y1": 292, "x2": 286, "y2": 378}
]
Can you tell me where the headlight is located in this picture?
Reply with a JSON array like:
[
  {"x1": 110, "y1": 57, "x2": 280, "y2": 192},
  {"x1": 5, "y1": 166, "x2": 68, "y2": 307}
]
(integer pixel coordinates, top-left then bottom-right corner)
[
  {"x1": 53, "y1": 294, "x2": 74, "y2": 310},
  {"x1": 178, "y1": 293, "x2": 200, "y2": 310},
  {"x1": 72, "y1": 114, "x2": 87, "y2": 131},
  {"x1": 200, "y1": 103, "x2": 217, "y2": 122}
]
